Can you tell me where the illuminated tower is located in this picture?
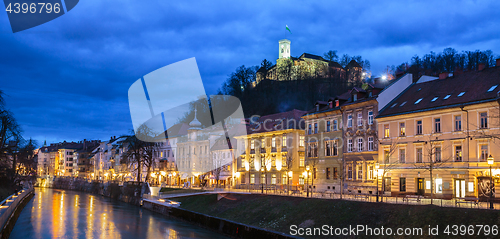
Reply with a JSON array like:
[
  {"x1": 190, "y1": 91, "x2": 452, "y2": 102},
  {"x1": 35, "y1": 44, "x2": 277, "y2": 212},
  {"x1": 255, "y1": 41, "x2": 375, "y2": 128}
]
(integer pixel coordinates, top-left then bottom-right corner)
[{"x1": 279, "y1": 39, "x2": 291, "y2": 59}]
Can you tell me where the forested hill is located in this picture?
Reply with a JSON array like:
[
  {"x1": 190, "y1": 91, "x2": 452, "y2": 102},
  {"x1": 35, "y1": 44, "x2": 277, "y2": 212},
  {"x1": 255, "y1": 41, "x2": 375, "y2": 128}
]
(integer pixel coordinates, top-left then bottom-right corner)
[{"x1": 239, "y1": 78, "x2": 353, "y2": 117}]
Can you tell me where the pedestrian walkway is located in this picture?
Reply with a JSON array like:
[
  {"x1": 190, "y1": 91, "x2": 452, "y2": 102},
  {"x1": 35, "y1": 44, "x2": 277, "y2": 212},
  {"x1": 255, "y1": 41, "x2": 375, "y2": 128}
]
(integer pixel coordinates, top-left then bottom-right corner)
[{"x1": 157, "y1": 186, "x2": 500, "y2": 210}]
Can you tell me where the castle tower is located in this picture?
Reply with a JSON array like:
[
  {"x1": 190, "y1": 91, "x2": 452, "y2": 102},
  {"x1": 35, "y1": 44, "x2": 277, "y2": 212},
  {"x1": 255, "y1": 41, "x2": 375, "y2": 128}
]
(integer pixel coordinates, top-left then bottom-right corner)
[{"x1": 279, "y1": 39, "x2": 291, "y2": 59}]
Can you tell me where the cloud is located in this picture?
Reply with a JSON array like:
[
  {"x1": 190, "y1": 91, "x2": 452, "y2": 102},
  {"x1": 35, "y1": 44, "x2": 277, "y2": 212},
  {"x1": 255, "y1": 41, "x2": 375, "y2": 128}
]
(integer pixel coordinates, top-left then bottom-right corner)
[{"x1": 1, "y1": 0, "x2": 500, "y2": 144}]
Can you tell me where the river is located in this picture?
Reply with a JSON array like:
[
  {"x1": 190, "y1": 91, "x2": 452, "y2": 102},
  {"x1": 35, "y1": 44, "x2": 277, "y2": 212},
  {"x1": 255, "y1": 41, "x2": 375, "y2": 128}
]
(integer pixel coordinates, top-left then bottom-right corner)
[{"x1": 9, "y1": 188, "x2": 228, "y2": 239}]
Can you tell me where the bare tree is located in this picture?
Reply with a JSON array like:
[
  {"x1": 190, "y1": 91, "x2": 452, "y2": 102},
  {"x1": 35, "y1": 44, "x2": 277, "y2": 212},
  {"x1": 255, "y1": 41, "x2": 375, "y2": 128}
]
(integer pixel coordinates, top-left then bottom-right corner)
[
  {"x1": 378, "y1": 137, "x2": 400, "y2": 202},
  {"x1": 261, "y1": 154, "x2": 273, "y2": 193},
  {"x1": 412, "y1": 134, "x2": 453, "y2": 205},
  {"x1": 122, "y1": 125, "x2": 160, "y2": 182},
  {"x1": 305, "y1": 156, "x2": 319, "y2": 197}
]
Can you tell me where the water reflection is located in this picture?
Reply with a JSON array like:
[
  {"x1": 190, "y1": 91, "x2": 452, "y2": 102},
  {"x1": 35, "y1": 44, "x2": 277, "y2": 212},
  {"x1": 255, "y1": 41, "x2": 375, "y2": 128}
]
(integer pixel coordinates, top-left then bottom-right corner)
[{"x1": 10, "y1": 188, "x2": 228, "y2": 239}]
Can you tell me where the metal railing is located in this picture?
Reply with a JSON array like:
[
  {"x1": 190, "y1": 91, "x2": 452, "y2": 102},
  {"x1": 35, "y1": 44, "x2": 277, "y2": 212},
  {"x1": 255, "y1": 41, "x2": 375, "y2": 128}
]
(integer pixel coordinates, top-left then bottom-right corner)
[{"x1": 0, "y1": 187, "x2": 34, "y2": 234}]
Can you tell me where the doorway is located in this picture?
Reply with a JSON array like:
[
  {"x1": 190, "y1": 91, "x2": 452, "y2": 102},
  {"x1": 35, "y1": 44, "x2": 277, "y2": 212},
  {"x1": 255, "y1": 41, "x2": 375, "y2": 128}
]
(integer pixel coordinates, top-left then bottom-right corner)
[
  {"x1": 455, "y1": 179, "x2": 465, "y2": 198},
  {"x1": 417, "y1": 178, "x2": 425, "y2": 195}
]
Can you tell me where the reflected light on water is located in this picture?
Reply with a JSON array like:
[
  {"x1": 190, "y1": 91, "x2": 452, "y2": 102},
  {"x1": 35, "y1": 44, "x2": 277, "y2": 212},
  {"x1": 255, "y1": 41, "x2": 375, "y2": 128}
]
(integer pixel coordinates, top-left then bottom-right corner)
[{"x1": 10, "y1": 188, "x2": 229, "y2": 239}]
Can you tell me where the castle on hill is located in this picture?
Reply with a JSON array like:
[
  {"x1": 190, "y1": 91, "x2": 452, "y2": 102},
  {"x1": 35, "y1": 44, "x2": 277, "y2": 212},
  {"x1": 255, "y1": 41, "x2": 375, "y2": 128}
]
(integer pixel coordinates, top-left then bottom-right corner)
[{"x1": 255, "y1": 39, "x2": 364, "y2": 86}]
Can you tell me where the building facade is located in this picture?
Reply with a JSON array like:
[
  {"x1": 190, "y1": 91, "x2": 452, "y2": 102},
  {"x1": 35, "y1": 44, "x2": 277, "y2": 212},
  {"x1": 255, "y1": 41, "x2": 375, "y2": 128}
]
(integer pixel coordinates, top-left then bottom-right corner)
[
  {"x1": 234, "y1": 109, "x2": 306, "y2": 190},
  {"x1": 376, "y1": 65, "x2": 500, "y2": 200}
]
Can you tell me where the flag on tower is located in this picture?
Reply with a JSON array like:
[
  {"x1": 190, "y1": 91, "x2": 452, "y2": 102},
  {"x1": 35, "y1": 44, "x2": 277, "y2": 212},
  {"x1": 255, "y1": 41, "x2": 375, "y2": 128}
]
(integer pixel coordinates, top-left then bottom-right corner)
[{"x1": 286, "y1": 25, "x2": 292, "y2": 34}]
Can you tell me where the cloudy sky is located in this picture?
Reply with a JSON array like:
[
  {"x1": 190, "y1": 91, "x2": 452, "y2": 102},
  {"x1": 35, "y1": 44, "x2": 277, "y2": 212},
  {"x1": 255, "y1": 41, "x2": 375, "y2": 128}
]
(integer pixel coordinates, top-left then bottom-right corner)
[{"x1": 1, "y1": 0, "x2": 500, "y2": 145}]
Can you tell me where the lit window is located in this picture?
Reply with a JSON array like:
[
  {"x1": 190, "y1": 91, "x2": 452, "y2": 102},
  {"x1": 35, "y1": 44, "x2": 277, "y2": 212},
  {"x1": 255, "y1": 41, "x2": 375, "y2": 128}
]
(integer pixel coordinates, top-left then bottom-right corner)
[
  {"x1": 458, "y1": 92, "x2": 465, "y2": 97},
  {"x1": 357, "y1": 112, "x2": 363, "y2": 126},
  {"x1": 368, "y1": 111, "x2": 373, "y2": 125},
  {"x1": 436, "y1": 178, "x2": 442, "y2": 193},
  {"x1": 400, "y1": 122, "x2": 405, "y2": 136},
  {"x1": 443, "y1": 94, "x2": 451, "y2": 99},
  {"x1": 455, "y1": 145, "x2": 462, "y2": 162},
  {"x1": 431, "y1": 97, "x2": 438, "y2": 102},
  {"x1": 357, "y1": 165, "x2": 363, "y2": 180},
  {"x1": 282, "y1": 136, "x2": 287, "y2": 147},
  {"x1": 414, "y1": 98, "x2": 423, "y2": 104},
  {"x1": 384, "y1": 149, "x2": 390, "y2": 163},
  {"x1": 299, "y1": 156, "x2": 305, "y2": 167},
  {"x1": 368, "y1": 165, "x2": 374, "y2": 180},
  {"x1": 250, "y1": 174, "x2": 255, "y2": 184},
  {"x1": 251, "y1": 139, "x2": 255, "y2": 149},
  {"x1": 300, "y1": 136, "x2": 305, "y2": 147},
  {"x1": 384, "y1": 124, "x2": 390, "y2": 138},
  {"x1": 272, "y1": 137, "x2": 276, "y2": 148},
  {"x1": 271, "y1": 174, "x2": 276, "y2": 184},
  {"x1": 488, "y1": 85, "x2": 498, "y2": 92}
]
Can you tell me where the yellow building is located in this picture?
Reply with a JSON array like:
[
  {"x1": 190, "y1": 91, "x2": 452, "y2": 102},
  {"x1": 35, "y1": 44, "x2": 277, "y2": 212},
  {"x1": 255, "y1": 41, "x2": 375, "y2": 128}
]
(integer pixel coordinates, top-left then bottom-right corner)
[
  {"x1": 234, "y1": 110, "x2": 307, "y2": 191},
  {"x1": 376, "y1": 65, "x2": 500, "y2": 200},
  {"x1": 302, "y1": 99, "x2": 344, "y2": 193}
]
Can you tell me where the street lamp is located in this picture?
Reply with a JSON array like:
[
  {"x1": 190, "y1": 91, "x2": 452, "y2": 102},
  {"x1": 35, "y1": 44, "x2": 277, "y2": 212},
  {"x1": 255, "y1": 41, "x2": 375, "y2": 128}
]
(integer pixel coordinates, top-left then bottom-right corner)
[
  {"x1": 375, "y1": 163, "x2": 380, "y2": 202},
  {"x1": 488, "y1": 155, "x2": 494, "y2": 209}
]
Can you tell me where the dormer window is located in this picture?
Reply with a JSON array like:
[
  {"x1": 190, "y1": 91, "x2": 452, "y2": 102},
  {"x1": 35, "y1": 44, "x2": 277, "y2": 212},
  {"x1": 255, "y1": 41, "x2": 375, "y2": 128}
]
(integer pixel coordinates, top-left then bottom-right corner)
[
  {"x1": 329, "y1": 101, "x2": 333, "y2": 108},
  {"x1": 368, "y1": 91, "x2": 372, "y2": 97},
  {"x1": 316, "y1": 105, "x2": 320, "y2": 111},
  {"x1": 335, "y1": 100, "x2": 339, "y2": 107},
  {"x1": 458, "y1": 92, "x2": 465, "y2": 97},
  {"x1": 353, "y1": 94, "x2": 357, "y2": 101},
  {"x1": 488, "y1": 85, "x2": 498, "y2": 92}
]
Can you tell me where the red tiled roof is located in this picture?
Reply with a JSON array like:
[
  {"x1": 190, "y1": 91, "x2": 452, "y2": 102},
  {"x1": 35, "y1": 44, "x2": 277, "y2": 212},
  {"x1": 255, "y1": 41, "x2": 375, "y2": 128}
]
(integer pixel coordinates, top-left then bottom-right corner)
[{"x1": 378, "y1": 66, "x2": 500, "y2": 118}]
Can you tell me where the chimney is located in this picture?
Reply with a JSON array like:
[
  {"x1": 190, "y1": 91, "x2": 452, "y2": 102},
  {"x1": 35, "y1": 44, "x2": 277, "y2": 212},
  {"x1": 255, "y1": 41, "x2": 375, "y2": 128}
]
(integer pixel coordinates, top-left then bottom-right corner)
[
  {"x1": 496, "y1": 58, "x2": 500, "y2": 67},
  {"x1": 479, "y1": 63, "x2": 486, "y2": 71},
  {"x1": 439, "y1": 72, "x2": 448, "y2": 80}
]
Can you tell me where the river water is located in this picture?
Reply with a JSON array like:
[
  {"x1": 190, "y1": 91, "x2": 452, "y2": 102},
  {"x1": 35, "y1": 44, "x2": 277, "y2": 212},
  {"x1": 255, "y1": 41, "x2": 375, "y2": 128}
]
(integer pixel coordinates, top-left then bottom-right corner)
[{"x1": 9, "y1": 188, "x2": 227, "y2": 239}]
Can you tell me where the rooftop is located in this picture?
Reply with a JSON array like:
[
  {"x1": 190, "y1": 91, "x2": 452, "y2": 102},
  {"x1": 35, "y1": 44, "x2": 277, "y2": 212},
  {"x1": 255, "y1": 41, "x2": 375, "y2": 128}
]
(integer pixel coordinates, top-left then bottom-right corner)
[{"x1": 378, "y1": 66, "x2": 500, "y2": 118}]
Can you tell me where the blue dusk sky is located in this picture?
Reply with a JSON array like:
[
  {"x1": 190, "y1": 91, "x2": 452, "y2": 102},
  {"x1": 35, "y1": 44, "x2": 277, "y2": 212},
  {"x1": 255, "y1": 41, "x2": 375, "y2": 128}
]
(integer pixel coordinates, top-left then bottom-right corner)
[{"x1": 1, "y1": 0, "x2": 500, "y2": 145}]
